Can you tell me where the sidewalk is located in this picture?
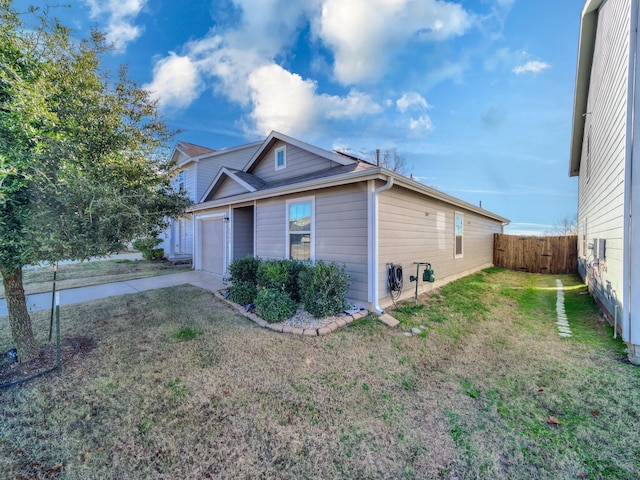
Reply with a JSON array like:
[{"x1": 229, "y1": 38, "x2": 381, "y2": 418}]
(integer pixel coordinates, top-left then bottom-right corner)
[{"x1": 0, "y1": 271, "x2": 225, "y2": 317}]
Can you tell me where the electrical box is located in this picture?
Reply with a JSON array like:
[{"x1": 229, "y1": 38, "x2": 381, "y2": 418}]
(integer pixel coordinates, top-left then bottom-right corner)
[{"x1": 592, "y1": 238, "x2": 606, "y2": 260}]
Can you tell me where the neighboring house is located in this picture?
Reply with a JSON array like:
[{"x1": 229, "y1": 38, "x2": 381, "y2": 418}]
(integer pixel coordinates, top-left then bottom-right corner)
[
  {"x1": 189, "y1": 131, "x2": 509, "y2": 311},
  {"x1": 161, "y1": 140, "x2": 261, "y2": 260},
  {"x1": 570, "y1": 0, "x2": 640, "y2": 364}
]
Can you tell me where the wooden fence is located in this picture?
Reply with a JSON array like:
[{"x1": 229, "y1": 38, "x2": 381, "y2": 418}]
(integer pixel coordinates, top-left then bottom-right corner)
[{"x1": 493, "y1": 234, "x2": 578, "y2": 274}]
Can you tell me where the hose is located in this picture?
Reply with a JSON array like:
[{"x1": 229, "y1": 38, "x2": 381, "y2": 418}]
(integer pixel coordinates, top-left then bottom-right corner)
[{"x1": 387, "y1": 263, "x2": 403, "y2": 306}]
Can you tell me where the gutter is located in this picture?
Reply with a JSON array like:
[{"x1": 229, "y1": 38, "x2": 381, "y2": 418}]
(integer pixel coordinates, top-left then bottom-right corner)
[{"x1": 370, "y1": 176, "x2": 394, "y2": 314}]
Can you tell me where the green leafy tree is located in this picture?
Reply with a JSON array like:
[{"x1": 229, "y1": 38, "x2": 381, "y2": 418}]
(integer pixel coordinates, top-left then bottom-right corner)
[{"x1": 0, "y1": 2, "x2": 190, "y2": 362}]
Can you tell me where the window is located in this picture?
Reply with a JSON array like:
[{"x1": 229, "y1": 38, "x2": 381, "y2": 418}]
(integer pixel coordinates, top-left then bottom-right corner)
[
  {"x1": 178, "y1": 171, "x2": 185, "y2": 191},
  {"x1": 287, "y1": 197, "x2": 314, "y2": 261},
  {"x1": 455, "y1": 212, "x2": 463, "y2": 258},
  {"x1": 275, "y1": 146, "x2": 286, "y2": 170}
]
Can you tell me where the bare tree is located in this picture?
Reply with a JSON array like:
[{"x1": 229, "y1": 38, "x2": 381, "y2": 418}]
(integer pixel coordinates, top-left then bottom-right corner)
[
  {"x1": 548, "y1": 214, "x2": 578, "y2": 236},
  {"x1": 372, "y1": 148, "x2": 412, "y2": 176}
]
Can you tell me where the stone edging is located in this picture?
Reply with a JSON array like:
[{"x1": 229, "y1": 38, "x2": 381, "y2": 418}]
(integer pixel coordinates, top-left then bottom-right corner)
[{"x1": 213, "y1": 290, "x2": 369, "y2": 336}]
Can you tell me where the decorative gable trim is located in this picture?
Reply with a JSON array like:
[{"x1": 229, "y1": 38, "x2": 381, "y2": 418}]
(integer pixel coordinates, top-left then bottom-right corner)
[{"x1": 200, "y1": 167, "x2": 258, "y2": 203}]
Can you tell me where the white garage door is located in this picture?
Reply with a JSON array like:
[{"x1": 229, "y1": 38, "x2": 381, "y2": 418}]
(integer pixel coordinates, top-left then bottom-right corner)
[{"x1": 200, "y1": 218, "x2": 224, "y2": 274}]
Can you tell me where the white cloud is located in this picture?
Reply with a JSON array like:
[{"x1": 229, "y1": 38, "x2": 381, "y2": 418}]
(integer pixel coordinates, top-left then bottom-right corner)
[
  {"x1": 85, "y1": 0, "x2": 147, "y2": 51},
  {"x1": 317, "y1": 0, "x2": 473, "y2": 85},
  {"x1": 246, "y1": 64, "x2": 381, "y2": 136},
  {"x1": 397, "y1": 92, "x2": 431, "y2": 113},
  {"x1": 513, "y1": 60, "x2": 550, "y2": 75},
  {"x1": 144, "y1": 1, "x2": 385, "y2": 138},
  {"x1": 143, "y1": 53, "x2": 202, "y2": 110},
  {"x1": 409, "y1": 115, "x2": 434, "y2": 132}
]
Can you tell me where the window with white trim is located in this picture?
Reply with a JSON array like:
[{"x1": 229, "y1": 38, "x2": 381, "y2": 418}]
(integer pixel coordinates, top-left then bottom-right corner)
[
  {"x1": 455, "y1": 212, "x2": 463, "y2": 258},
  {"x1": 178, "y1": 171, "x2": 185, "y2": 191},
  {"x1": 287, "y1": 197, "x2": 314, "y2": 261},
  {"x1": 275, "y1": 146, "x2": 286, "y2": 170}
]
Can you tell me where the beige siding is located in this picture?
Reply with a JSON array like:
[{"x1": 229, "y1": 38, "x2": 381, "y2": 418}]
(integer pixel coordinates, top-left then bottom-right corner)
[
  {"x1": 250, "y1": 141, "x2": 338, "y2": 183},
  {"x1": 378, "y1": 185, "x2": 502, "y2": 305},
  {"x1": 315, "y1": 184, "x2": 369, "y2": 302},
  {"x1": 255, "y1": 198, "x2": 286, "y2": 259},
  {"x1": 578, "y1": 0, "x2": 629, "y2": 314},
  {"x1": 214, "y1": 177, "x2": 250, "y2": 199}
]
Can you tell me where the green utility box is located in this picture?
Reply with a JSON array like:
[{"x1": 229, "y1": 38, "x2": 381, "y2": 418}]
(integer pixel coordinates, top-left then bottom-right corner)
[{"x1": 423, "y1": 267, "x2": 435, "y2": 283}]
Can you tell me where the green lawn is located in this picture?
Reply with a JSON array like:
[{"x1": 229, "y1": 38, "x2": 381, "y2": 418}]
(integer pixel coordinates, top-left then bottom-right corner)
[{"x1": 1, "y1": 268, "x2": 638, "y2": 479}]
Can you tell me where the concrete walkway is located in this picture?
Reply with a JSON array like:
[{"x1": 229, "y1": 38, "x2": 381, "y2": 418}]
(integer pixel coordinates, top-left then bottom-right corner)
[{"x1": 0, "y1": 271, "x2": 225, "y2": 317}]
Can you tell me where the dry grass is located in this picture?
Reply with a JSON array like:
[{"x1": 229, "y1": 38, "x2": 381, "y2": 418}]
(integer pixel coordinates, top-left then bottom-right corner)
[
  {"x1": 1, "y1": 268, "x2": 639, "y2": 479},
  {"x1": 0, "y1": 259, "x2": 192, "y2": 299}
]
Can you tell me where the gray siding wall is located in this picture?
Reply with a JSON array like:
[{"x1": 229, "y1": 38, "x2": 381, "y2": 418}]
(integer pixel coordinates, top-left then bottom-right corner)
[
  {"x1": 255, "y1": 198, "x2": 286, "y2": 259},
  {"x1": 250, "y1": 141, "x2": 339, "y2": 183},
  {"x1": 173, "y1": 165, "x2": 197, "y2": 202},
  {"x1": 233, "y1": 207, "x2": 254, "y2": 259},
  {"x1": 254, "y1": 185, "x2": 369, "y2": 302},
  {"x1": 196, "y1": 145, "x2": 259, "y2": 200},
  {"x1": 578, "y1": 0, "x2": 629, "y2": 319},
  {"x1": 215, "y1": 177, "x2": 250, "y2": 199},
  {"x1": 378, "y1": 185, "x2": 502, "y2": 305},
  {"x1": 315, "y1": 184, "x2": 369, "y2": 302}
]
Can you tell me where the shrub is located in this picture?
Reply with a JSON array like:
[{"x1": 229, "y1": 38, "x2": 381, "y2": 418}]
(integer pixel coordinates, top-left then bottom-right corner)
[
  {"x1": 256, "y1": 259, "x2": 308, "y2": 301},
  {"x1": 299, "y1": 261, "x2": 350, "y2": 318},
  {"x1": 229, "y1": 280, "x2": 257, "y2": 305},
  {"x1": 228, "y1": 255, "x2": 261, "y2": 284},
  {"x1": 132, "y1": 237, "x2": 164, "y2": 260},
  {"x1": 254, "y1": 288, "x2": 296, "y2": 323}
]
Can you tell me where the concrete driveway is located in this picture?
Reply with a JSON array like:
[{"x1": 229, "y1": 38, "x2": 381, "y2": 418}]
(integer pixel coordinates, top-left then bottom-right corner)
[{"x1": 0, "y1": 271, "x2": 225, "y2": 317}]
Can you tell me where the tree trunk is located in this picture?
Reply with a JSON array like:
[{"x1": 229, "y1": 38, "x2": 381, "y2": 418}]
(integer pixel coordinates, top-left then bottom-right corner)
[{"x1": 1, "y1": 267, "x2": 39, "y2": 363}]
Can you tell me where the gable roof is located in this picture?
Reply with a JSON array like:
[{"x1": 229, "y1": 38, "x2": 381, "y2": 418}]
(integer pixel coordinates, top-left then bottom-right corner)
[
  {"x1": 177, "y1": 141, "x2": 216, "y2": 158},
  {"x1": 569, "y1": 0, "x2": 605, "y2": 177},
  {"x1": 244, "y1": 131, "x2": 355, "y2": 174}
]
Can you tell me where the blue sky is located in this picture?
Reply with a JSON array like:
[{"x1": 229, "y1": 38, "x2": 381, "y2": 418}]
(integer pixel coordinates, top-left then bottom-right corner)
[{"x1": 36, "y1": 0, "x2": 583, "y2": 234}]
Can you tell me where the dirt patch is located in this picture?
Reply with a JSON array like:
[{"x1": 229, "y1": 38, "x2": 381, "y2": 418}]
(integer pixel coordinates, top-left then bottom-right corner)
[{"x1": 0, "y1": 337, "x2": 97, "y2": 387}]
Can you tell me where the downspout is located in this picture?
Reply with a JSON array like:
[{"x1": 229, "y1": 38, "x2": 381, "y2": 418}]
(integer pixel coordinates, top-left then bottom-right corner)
[
  {"x1": 370, "y1": 175, "x2": 394, "y2": 314},
  {"x1": 625, "y1": 0, "x2": 639, "y2": 347}
]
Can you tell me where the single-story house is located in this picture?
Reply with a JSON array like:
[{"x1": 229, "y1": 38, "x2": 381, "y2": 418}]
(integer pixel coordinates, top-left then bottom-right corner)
[
  {"x1": 188, "y1": 131, "x2": 509, "y2": 312},
  {"x1": 569, "y1": 0, "x2": 640, "y2": 364}
]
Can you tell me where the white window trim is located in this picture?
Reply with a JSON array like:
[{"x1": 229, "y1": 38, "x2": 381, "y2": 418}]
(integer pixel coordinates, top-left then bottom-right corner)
[
  {"x1": 178, "y1": 170, "x2": 185, "y2": 191},
  {"x1": 454, "y1": 211, "x2": 463, "y2": 259},
  {"x1": 285, "y1": 196, "x2": 315, "y2": 262},
  {"x1": 275, "y1": 145, "x2": 287, "y2": 171}
]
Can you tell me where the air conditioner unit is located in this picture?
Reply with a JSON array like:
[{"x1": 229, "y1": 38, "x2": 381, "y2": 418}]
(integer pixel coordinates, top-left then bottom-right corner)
[{"x1": 592, "y1": 238, "x2": 606, "y2": 260}]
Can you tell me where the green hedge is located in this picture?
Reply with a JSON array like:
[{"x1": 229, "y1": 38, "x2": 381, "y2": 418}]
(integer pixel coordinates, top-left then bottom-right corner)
[
  {"x1": 254, "y1": 288, "x2": 296, "y2": 323},
  {"x1": 227, "y1": 256, "x2": 350, "y2": 320},
  {"x1": 299, "y1": 261, "x2": 350, "y2": 318}
]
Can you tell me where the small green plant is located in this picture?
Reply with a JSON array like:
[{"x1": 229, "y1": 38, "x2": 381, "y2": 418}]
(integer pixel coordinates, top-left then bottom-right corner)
[
  {"x1": 460, "y1": 379, "x2": 479, "y2": 399},
  {"x1": 173, "y1": 327, "x2": 198, "y2": 341},
  {"x1": 445, "y1": 411, "x2": 465, "y2": 445},
  {"x1": 254, "y1": 288, "x2": 296, "y2": 323},
  {"x1": 229, "y1": 280, "x2": 257, "y2": 305},
  {"x1": 168, "y1": 378, "x2": 188, "y2": 399},
  {"x1": 138, "y1": 421, "x2": 152, "y2": 434},
  {"x1": 299, "y1": 260, "x2": 350, "y2": 318},
  {"x1": 228, "y1": 255, "x2": 261, "y2": 284},
  {"x1": 132, "y1": 237, "x2": 164, "y2": 260}
]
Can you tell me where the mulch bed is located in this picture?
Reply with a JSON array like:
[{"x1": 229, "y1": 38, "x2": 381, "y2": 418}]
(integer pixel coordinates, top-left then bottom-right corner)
[{"x1": 0, "y1": 337, "x2": 97, "y2": 388}]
